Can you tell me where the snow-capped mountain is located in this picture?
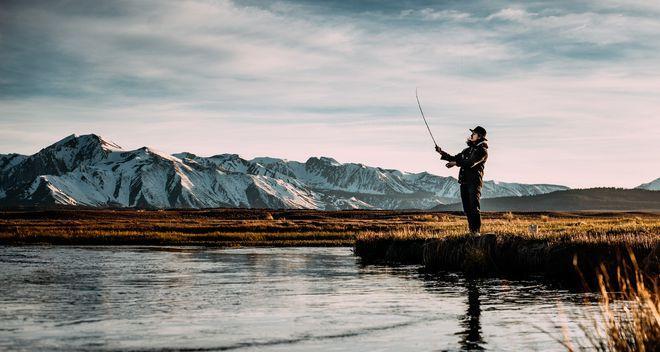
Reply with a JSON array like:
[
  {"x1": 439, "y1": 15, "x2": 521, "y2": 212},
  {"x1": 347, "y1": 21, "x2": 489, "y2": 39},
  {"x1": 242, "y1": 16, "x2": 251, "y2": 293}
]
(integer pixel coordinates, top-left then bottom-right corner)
[
  {"x1": 0, "y1": 134, "x2": 569, "y2": 209},
  {"x1": 637, "y1": 178, "x2": 660, "y2": 191}
]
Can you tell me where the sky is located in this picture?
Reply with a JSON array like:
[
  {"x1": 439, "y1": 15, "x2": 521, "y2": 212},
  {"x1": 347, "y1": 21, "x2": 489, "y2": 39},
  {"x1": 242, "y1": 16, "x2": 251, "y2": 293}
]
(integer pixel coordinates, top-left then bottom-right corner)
[{"x1": 1, "y1": 0, "x2": 659, "y2": 188}]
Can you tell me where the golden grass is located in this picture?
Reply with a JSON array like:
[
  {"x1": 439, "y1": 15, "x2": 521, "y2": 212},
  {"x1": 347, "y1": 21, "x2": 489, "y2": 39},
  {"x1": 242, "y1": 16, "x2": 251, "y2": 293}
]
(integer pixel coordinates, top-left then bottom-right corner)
[
  {"x1": 357, "y1": 214, "x2": 659, "y2": 245},
  {"x1": 560, "y1": 252, "x2": 660, "y2": 352},
  {"x1": 1, "y1": 209, "x2": 658, "y2": 251},
  {"x1": 593, "y1": 267, "x2": 659, "y2": 351},
  {"x1": 354, "y1": 213, "x2": 659, "y2": 283}
]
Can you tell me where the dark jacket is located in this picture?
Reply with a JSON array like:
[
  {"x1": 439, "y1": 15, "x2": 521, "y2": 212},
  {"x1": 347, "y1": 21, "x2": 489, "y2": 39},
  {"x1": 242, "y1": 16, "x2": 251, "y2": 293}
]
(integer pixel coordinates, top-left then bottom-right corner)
[{"x1": 440, "y1": 140, "x2": 488, "y2": 186}]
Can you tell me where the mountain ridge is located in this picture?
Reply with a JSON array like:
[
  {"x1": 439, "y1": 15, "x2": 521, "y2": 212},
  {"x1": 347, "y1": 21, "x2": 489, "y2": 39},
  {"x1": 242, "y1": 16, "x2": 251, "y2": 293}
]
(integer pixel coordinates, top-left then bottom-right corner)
[
  {"x1": 637, "y1": 177, "x2": 660, "y2": 191},
  {"x1": 0, "y1": 133, "x2": 579, "y2": 210}
]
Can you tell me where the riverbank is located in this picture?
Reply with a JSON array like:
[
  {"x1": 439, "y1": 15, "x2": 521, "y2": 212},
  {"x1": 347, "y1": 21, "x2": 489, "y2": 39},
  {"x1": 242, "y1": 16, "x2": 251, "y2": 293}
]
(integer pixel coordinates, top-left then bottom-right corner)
[
  {"x1": 1, "y1": 209, "x2": 657, "y2": 244},
  {"x1": 2, "y1": 209, "x2": 658, "y2": 282},
  {"x1": 355, "y1": 231, "x2": 658, "y2": 285},
  {"x1": 354, "y1": 213, "x2": 659, "y2": 288}
]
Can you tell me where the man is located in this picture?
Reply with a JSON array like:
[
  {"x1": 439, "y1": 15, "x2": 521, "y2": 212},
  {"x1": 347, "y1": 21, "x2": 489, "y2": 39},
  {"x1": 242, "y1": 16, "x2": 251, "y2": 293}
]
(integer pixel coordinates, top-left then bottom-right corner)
[{"x1": 435, "y1": 126, "x2": 488, "y2": 235}]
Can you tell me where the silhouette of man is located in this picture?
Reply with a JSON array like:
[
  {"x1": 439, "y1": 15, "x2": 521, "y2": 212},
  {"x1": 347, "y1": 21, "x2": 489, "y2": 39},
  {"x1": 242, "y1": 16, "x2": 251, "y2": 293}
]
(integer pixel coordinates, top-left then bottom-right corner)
[{"x1": 436, "y1": 126, "x2": 488, "y2": 235}]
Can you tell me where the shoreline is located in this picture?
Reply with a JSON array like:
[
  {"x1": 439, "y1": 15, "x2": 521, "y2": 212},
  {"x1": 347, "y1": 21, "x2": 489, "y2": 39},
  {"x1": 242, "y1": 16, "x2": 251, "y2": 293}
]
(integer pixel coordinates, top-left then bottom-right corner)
[
  {"x1": 354, "y1": 233, "x2": 658, "y2": 286},
  {"x1": 2, "y1": 209, "x2": 658, "y2": 286}
]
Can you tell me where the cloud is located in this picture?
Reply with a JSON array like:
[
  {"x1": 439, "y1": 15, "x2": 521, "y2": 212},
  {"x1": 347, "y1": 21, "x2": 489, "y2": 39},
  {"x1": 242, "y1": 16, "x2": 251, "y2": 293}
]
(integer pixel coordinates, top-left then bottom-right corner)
[
  {"x1": 400, "y1": 8, "x2": 474, "y2": 22},
  {"x1": 0, "y1": 0, "x2": 659, "y2": 188},
  {"x1": 487, "y1": 8, "x2": 532, "y2": 22}
]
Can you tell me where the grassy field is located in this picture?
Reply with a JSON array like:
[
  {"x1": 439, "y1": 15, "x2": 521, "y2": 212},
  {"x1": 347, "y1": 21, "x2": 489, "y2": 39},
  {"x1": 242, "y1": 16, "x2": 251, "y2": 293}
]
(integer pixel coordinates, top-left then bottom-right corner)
[
  {"x1": 1, "y1": 208, "x2": 658, "y2": 247},
  {"x1": 0, "y1": 208, "x2": 452, "y2": 246}
]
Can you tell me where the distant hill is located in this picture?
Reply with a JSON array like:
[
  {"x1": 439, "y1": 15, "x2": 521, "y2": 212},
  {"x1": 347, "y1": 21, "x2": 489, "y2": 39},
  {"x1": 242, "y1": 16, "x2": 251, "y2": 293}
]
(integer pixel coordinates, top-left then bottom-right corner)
[
  {"x1": 637, "y1": 178, "x2": 660, "y2": 191},
  {"x1": 432, "y1": 188, "x2": 660, "y2": 212}
]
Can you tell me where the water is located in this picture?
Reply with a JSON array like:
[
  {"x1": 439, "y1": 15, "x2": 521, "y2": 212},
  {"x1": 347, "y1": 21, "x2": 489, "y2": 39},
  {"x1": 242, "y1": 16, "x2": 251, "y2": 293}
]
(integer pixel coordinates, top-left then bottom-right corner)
[{"x1": 0, "y1": 246, "x2": 600, "y2": 351}]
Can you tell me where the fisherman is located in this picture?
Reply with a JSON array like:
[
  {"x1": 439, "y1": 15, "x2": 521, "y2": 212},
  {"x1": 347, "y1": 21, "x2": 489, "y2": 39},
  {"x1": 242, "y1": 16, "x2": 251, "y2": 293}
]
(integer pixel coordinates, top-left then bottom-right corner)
[{"x1": 435, "y1": 126, "x2": 488, "y2": 235}]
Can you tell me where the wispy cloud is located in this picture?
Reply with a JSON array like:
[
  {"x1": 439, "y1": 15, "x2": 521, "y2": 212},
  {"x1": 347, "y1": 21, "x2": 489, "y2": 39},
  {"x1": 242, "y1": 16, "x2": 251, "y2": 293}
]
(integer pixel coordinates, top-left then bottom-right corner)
[{"x1": 0, "y1": 0, "x2": 658, "y2": 188}]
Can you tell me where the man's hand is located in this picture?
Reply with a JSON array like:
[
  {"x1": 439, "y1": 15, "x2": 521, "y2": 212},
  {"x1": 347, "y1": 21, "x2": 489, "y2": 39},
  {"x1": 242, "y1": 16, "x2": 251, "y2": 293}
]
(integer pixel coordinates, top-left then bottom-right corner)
[
  {"x1": 446, "y1": 161, "x2": 457, "y2": 168},
  {"x1": 435, "y1": 145, "x2": 442, "y2": 154}
]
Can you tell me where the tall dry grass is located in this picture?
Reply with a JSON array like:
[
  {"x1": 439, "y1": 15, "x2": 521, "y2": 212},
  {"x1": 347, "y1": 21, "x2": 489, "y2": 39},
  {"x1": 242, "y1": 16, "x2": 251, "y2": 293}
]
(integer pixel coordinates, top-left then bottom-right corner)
[
  {"x1": 355, "y1": 216, "x2": 659, "y2": 282},
  {"x1": 2, "y1": 209, "x2": 658, "y2": 249},
  {"x1": 560, "y1": 252, "x2": 659, "y2": 352}
]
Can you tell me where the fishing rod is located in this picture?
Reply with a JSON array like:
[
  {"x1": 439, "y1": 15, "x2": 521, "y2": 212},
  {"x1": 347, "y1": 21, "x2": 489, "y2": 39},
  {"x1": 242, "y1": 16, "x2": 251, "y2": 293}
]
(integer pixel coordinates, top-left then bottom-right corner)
[{"x1": 415, "y1": 88, "x2": 438, "y2": 147}]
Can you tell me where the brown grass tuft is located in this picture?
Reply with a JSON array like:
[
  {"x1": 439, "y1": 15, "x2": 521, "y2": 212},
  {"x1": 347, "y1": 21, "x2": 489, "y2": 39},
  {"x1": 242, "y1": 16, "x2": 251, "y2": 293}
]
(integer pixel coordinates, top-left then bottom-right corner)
[
  {"x1": 562, "y1": 251, "x2": 659, "y2": 351},
  {"x1": 412, "y1": 214, "x2": 439, "y2": 222},
  {"x1": 503, "y1": 211, "x2": 516, "y2": 221}
]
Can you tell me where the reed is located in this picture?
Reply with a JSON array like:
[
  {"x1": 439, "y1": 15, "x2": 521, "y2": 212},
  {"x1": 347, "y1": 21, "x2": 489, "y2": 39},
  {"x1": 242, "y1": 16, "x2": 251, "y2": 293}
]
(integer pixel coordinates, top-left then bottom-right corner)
[
  {"x1": 561, "y1": 252, "x2": 659, "y2": 351},
  {"x1": 355, "y1": 219, "x2": 659, "y2": 283}
]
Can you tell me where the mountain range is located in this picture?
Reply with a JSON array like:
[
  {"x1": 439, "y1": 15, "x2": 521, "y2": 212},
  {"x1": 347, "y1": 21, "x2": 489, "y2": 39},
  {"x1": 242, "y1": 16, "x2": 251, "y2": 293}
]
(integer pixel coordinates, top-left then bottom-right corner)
[
  {"x1": 636, "y1": 178, "x2": 660, "y2": 191},
  {"x1": 0, "y1": 134, "x2": 577, "y2": 210}
]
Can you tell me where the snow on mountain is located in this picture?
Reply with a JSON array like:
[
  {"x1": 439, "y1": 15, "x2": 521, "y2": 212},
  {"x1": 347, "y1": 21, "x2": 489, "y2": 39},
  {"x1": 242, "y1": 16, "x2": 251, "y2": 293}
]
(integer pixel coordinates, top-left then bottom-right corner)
[
  {"x1": 0, "y1": 134, "x2": 570, "y2": 209},
  {"x1": 481, "y1": 180, "x2": 569, "y2": 198},
  {"x1": 636, "y1": 178, "x2": 660, "y2": 191},
  {"x1": 0, "y1": 153, "x2": 28, "y2": 172}
]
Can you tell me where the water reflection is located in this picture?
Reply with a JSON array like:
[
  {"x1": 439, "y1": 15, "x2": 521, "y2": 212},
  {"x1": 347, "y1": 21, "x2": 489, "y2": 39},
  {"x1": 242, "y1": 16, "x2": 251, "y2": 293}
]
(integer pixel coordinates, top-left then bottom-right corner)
[
  {"x1": 0, "y1": 246, "x2": 597, "y2": 351},
  {"x1": 459, "y1": 279, "x2": 484, "y2": 351}
]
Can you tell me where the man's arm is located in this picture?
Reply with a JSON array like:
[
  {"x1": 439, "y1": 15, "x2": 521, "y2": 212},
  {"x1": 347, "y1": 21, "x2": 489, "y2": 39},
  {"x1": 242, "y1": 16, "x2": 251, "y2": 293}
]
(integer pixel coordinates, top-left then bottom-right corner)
[
  {"x1": 435, "y1": 146, "x2": 457, "y2": 161},
  {"x1": 455, "y1": 147, "x2": 487, "y2": 168},
  {"x1": 440, "y1": 150, "x2": 457, "y2": 162}
]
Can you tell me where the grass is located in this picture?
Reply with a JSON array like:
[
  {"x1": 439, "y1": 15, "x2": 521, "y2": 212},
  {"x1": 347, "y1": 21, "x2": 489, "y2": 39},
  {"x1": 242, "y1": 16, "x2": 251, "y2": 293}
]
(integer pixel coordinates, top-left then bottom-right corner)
[
  {"x1": 354, "y1": 212, "x2": 659, "y2": 284},
  {"x1": 1, "y1": 209, "x2": 657, "y2": 247},
  {"x1": 558, "y1": 252, "x2": 660, "y2": 352},
  {"x1": 590, "y1": 261, "x2": 659, "y2": 351},
  {"x1": 0, "y1": 208, "x2": 416, "y2": 246}
]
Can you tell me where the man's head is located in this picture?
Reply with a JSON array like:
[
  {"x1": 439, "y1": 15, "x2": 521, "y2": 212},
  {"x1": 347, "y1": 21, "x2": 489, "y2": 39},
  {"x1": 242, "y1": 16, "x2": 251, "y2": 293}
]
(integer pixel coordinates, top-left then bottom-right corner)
[{"x1": 468, "y1": 126, "x2": 487, "y2": 142}]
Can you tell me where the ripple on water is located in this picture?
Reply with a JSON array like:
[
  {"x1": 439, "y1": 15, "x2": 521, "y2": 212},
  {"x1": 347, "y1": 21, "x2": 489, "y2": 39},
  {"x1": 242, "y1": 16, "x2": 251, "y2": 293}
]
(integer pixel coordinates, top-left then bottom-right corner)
[{"x1": 0, "y1": 246, "x2": 597, "y2": 351}]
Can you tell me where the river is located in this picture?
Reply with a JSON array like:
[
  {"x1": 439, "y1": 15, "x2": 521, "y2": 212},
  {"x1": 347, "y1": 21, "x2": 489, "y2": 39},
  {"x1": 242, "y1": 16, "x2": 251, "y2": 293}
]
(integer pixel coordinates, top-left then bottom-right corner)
[{"x1": 0, "y1": 246, "x2": 600, "y2": 351}]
